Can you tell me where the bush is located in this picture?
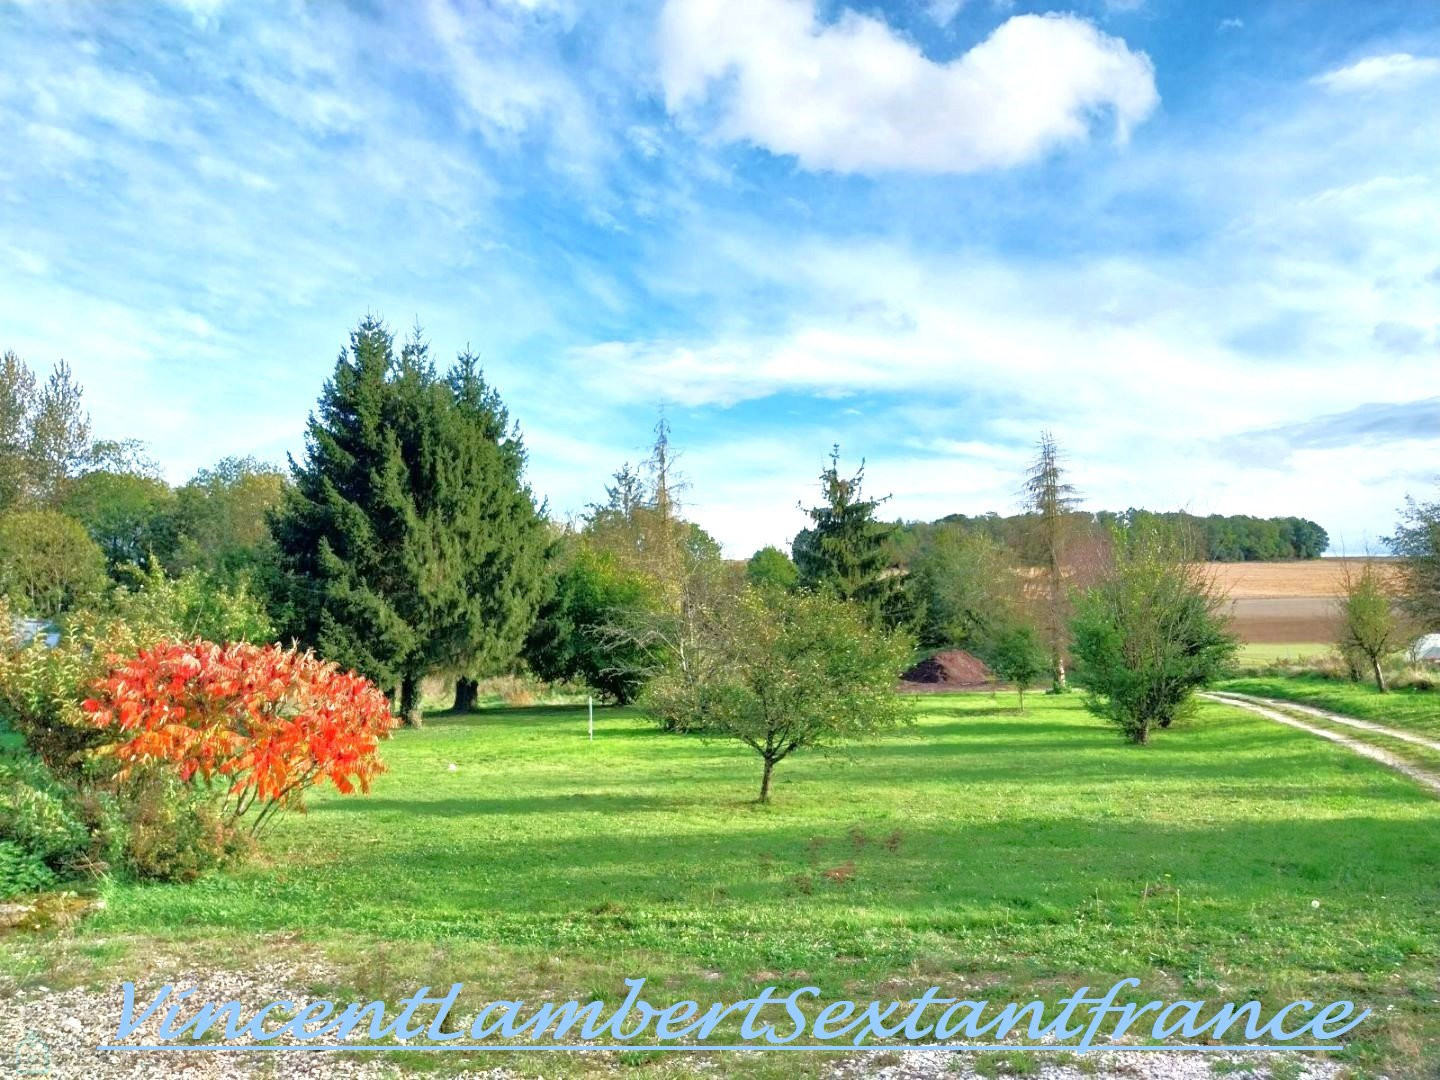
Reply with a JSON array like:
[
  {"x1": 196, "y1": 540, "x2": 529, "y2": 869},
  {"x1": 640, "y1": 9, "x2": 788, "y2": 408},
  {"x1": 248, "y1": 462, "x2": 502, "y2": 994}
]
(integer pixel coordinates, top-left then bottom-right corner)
[
  {"x1": 118, "y1": 773, "x2": 249, "y2": 882},
  {"x1": 0, "y1": 840, "x2": 57, "y2": 899},
  {"x1": 0, "y1": 750, "x2": 128, "y2": 896},
  {"x1": 0, "y1": 753, "x2": 89, "y2": 865},
  {"x1": 644, "y1": 588, "x2": 912, "y2": 801},
  {"x1": 0, "y1": 509, "x2": 109, "y2": 618},
  {"x1": 84, "y1": 640, "x2": 396, "y2": 831},
  {"x1": 1070, "y1": 523, "x2": 1238, "y2": 744},
  {"x1": 0, "y1": 570, "x2": 275, "y2": 776},
  {"x1": 111, "y1": 563, "x2": 274, "y2": 645}
]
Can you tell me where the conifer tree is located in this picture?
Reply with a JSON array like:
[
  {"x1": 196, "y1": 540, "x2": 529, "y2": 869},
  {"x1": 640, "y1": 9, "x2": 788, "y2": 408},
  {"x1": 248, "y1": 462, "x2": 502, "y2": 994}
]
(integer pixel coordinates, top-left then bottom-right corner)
[
  {"x1": 1022, "y1": 431, "x2": 1079, "y2": 692},
  {"x1": 271, "y1": 321, "x2": 550, "y2": 722},
  {"x1": 270, "y1": 317, "x2": 423, "y2": 714},
  {"x1": 793, "y1": 446, "x2": 903, "y2": 626},
  {"x1": 437, "y1": 352, "x2": 550, "y2": 713}
]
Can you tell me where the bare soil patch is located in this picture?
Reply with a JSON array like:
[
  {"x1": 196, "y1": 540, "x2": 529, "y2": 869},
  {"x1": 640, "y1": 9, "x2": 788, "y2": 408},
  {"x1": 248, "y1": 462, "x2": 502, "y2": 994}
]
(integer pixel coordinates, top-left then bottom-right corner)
[
  {"x1": 1207, "y1": 558, "x2": 1399, "y2": 599},
  {"x1": 899, "y1": 650, "x2": 991, "y2": 692}
]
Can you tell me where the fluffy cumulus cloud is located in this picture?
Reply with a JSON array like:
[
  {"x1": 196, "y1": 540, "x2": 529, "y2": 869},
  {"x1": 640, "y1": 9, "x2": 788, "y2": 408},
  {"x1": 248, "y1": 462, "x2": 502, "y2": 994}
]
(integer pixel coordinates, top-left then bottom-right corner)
[
  {"x1": 1314, "y1": 52, "x2": 1440, "y2": 92},
  {"x1": 658, "y1": 0, "x2": 1159, "y2": 173}
]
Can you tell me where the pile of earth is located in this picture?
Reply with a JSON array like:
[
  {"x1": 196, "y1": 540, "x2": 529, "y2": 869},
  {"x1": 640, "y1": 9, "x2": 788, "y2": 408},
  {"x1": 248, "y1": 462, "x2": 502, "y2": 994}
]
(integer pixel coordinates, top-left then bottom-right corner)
[{"x1": 899, "y1": 649, "x2": 991, "y2": 690}]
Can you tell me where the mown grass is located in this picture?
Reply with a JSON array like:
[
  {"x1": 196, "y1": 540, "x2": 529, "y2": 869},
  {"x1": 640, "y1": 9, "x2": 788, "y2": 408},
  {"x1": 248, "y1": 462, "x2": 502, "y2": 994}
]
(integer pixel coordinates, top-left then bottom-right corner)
[
  {"x1": 7, "y1": 693, "x2": 1440, "y2": 1076},
  {"x1": 1233, "y1": 643, "x2": 1330, "y2": 666},
  {"x1": 1219, "y1": 674, "x2": 1440, "y2": 736}
]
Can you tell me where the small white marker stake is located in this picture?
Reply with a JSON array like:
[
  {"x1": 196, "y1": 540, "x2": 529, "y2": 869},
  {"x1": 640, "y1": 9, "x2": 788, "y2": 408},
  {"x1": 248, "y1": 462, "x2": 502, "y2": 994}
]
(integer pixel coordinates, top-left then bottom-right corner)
[{"x1": 588, "y1": 696, "x2": 594, "y2": 741}]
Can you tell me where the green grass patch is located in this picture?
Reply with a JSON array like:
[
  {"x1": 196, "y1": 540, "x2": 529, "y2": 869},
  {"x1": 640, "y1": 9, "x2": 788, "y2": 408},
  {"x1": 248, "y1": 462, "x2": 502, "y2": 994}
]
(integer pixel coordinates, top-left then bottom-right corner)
[
  {"x1": 8, "y1": 694, "x2": 1440, "y2": 1076},
  {"x1": 1234, "y1": 643, "x2": 1331, "y2": 666},
  {"x1": 1219, "y1": 674, "x2": 1440, "y2": 736}
]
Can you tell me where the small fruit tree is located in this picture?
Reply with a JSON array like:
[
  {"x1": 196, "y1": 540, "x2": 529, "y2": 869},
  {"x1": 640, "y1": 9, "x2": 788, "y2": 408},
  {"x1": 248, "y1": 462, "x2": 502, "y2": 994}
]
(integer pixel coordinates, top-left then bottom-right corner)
[
  {"x1": 646, "y1": 588, "x2": 912, "y2": 802},
  {"x1": 83, "y1": 641, "x2": 396, "y2": 830}
]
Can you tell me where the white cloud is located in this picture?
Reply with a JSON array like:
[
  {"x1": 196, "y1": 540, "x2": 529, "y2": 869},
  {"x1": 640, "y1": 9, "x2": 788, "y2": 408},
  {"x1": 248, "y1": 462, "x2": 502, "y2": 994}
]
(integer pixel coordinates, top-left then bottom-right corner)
[
  {"x1": 1314, "y1": 52, "x2": 1440, "y2": 92},
  {"x1": 658, "y1": 2, "x2": 1158, "y2": 174}
]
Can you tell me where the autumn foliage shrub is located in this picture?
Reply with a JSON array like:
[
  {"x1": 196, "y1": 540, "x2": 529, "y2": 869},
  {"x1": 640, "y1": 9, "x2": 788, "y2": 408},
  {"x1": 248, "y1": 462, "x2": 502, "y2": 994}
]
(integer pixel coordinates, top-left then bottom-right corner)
[
  {"x1": 83, "y1": 640, "x2": 396, "y2": 832},
  {"x1": 0, "y1": 574, "x2": 274, "y2": 778}
]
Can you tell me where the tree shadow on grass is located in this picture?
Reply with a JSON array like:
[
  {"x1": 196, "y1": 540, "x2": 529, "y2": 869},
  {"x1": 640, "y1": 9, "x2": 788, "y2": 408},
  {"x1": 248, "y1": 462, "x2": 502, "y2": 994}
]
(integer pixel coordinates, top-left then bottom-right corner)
[
  {"x1": 314, "y1": 792, "x2": 688, "y2": 816},
  {"x1": 917, "y1": 720, "x2": 1091, "y2": 739},
  {"x1": 320, "y1": 815, "x2": 1440, "y2": 930}
]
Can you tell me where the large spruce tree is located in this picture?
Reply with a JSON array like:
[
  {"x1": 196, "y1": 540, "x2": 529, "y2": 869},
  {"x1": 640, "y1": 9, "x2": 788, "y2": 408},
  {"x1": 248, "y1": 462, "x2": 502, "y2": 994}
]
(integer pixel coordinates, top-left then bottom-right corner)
[
  {"x1": 435, "y1": 353, "x2": 550, "y2": 712},
  {"x1": 793, "y1": 446, "x2": 904, "y2": 627},
  {"x1": 271, "y1": 318, "x2": 422, "y2": 711},
  {"x1": 271, "y1": 318, "x2": 548, "y2": 723}
]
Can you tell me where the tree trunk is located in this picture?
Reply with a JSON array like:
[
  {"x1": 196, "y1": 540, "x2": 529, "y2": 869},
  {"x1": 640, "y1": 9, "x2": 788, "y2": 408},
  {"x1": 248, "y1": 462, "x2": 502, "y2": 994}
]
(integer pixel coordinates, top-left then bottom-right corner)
[
  {"x1": 1051, "y1": 652, "x2": 1067, "y2": 694},
  {"x1": 400, "y1": 674, "x2": 424, "y2": 728},
  {"x1": 1372, "y1": 656, "x2": 1388, "y2": 694},
  {"x1": 1016, "y1": 687, "x2": 1025, "y2": 713},
  {"x1": 453, "y1": 677, "x2": 479, "y2": 713},
  {"x1": 759, "y1": 758, "x2": 776, "y2": 803}
]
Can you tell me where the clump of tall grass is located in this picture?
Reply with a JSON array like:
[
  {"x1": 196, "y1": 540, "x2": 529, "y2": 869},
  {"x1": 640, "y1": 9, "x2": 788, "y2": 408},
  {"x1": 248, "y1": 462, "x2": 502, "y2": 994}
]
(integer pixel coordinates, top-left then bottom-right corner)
[{"x1": 1228, "y1": 647, "x2": 1438, "y2": 690}]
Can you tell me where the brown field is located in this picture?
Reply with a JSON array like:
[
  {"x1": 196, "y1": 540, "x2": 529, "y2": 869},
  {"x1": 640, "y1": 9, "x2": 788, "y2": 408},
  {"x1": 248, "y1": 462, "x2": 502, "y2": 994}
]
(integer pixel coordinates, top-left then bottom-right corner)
[
  {"x1": 1206, "y1": 558, "x2": 1401, "y2": 644},
  {"x1": 1206, "y1": 557, "x2": 1400, "y2": 598},
  {"x1": 1225, "y1": 597, "x2": 1339, "y2": 643}
]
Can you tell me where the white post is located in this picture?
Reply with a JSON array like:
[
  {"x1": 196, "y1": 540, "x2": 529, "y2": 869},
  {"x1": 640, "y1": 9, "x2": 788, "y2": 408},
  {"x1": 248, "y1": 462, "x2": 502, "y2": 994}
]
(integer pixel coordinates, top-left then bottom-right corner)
[{"x1": 588, "y1": 696, "x2": 594, "y2": 741}]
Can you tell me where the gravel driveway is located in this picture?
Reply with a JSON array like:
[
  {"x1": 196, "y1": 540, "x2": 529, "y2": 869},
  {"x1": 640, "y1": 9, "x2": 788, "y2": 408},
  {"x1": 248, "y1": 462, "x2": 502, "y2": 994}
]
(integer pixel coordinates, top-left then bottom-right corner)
[{"x1": 1, "y1": 963, "x2": 1342, "y2": 1080}]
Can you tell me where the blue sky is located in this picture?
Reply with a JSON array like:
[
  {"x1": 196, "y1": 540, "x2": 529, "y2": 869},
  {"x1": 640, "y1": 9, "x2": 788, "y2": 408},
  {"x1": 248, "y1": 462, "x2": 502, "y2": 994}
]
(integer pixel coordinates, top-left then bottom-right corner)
[{"x1": 2, "y1": 0, "x2": 1437, "y2": 556}]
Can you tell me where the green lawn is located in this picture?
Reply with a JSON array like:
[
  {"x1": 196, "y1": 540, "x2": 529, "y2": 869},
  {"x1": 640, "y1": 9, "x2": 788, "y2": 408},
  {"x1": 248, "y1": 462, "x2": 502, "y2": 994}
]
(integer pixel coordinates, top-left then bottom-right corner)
[
  {"x1": 1234, "y1": 642, "x2": 1331, "y2": 665},
  {"x1": 1219, "y1": 674, "x2": 1440, "y2": 737},
  {"x1": 11, "y1": 694, "x2": 1440, "y2": 1076}
]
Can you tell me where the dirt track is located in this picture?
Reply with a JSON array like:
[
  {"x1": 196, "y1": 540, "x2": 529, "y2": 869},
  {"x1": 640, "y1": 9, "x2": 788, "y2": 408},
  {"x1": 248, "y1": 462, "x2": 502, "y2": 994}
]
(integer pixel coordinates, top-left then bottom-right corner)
[{"x1": 1202, "y1": 691, "x2": 1440, "y2": 796}]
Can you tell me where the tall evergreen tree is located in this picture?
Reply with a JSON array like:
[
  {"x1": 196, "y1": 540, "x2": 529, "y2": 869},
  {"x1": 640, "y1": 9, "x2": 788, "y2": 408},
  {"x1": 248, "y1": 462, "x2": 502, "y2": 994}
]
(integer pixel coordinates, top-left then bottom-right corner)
[
  {"x1": 1022, "y1": 430, "x2": 1079, "y2": 692},
  {"x1": 793, "y1": 446, "x2": 903, "y2": 626},
  {"x1": 271, "y1": 320, "x2": 550, "y2": 723},
  {"x1": 436, "y1": 352, "x2": 550, "y2": 713},
  {"x1": 270, "y1": 317, "x2": 427, "y2": 718}
]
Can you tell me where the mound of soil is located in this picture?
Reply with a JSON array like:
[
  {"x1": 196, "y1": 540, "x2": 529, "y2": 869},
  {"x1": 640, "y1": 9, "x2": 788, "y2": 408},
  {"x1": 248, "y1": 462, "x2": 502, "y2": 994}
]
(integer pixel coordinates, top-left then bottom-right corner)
[{"x1": 899, "y1": 649, "x2": 991, "y2": 690}]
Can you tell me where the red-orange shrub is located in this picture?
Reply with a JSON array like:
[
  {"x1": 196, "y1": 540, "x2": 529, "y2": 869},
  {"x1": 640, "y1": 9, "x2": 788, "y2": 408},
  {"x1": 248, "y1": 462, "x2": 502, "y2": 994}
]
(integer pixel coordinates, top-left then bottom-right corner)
[{"x1": 82, "y1": 641, "x2": 396, "y2": 829}]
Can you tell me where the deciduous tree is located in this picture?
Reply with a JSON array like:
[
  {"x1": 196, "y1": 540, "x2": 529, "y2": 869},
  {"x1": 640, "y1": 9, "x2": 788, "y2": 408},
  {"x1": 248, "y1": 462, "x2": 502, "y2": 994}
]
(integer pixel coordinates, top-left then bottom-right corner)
[
  {"x1": 644, "y1": 588, "x2": 912, "y2": 802},
  {"x1": 61, "y1": 470, "x2": 178, "y2": 573},
  {"x1": 1069, "y1": 522, "x2": 1238, "y2": 744},
  {"x1": 1388, "y1": 493, "x2": 1440, "y2": 632},
  {"x1": 0, "y1": 509, "x2": 108, "y2": 618},
  {"x1": 746, "y1": 545, "x2": 798, "y2": 594},
  {"x1": 985, "y1": 624, "x2": 1048, "y2": 712},
  {"x1": 1337, "y1": 560, "x2": 1399, "y2": 693}
]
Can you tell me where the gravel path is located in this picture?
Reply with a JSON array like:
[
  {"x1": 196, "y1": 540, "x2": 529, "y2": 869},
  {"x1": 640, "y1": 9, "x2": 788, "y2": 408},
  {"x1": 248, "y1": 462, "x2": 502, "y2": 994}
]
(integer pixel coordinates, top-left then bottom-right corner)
[
  {"x1": 829, "y1": 1046, "x2": 1339, "y2": 1080},
  {"x1": 1207, "y1": 690, "x2": 1440, "y2": 753},
  {"x1": 0, "y1": 964, "x2": 1342, "y2": 1079},
  {"x1": 1202, "y1": 691, "x2": 1440, "y2": 795}
]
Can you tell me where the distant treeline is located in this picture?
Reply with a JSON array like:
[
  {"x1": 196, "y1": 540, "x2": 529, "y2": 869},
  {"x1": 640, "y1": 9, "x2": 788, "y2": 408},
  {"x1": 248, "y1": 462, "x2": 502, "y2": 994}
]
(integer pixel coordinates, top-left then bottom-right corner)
[{"x1": 904, "y1": 510, "x2": 1329, "y2": 563}]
